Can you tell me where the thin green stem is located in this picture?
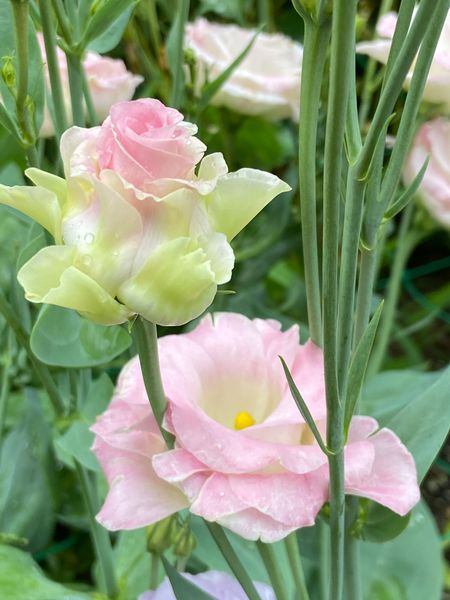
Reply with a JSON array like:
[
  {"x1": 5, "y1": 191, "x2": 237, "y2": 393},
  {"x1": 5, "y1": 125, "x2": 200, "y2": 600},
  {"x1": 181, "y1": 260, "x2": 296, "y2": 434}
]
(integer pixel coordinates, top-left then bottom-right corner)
[
  {"x1": 147, "y1": 0, "x2": 162, "y2": 58},
  {"x1": 322, "y1": 1, "x2": 357, "y2": 598},
  {"x1": 284, "y1": 532, "x2": 310, "y2": 600},
  {"x1": 0, "y1": 291, "x2": 65, "y2": 416},
  {"x1": 67, "y1": 52, "x2": 85, "y2": 127},
  {"x1": 258, "y1": 0, "x2": 272, "y2": 30},
  {"x1": 354, "y1": 246, "x2": 379, "y2": 345},
  {"x1": 368, "y1": 204, "x2": 419, "y2": 376},
  {"x1": 81, "y1": 67, "x2": 97, "y2": 125},
  {"x1": 0, "y1": 330, "x2": 13, "y2": 444},
  {"x1": 319, "y1": 520, "x2": 329, "y2": 600},
  {"x1": 205, "y1": 523, "x2": 262, "y2": 600},
  {"x1": 51, "y1": 0, "x2": 72, "y2": 44},
  {"x1": 297, "y1": 19, "x2": 331, "y2": 345},
  {"x1": 355, "y1": 0, "x2": 440, "y2": 179},
  {"x1": 150, "y1": 553, "x2": 160, "y2": 589},
  {"x1": 343, "y1": 497, "x2": 362, "y2": 600},
  {"x1": 169, "y1": 0, "x2": 190, "y2": 108},
  {"x1": 256, "y1": 540, "x2": 289, "y2": 600},
  {"x1": 37, "y1": 0, "x2": 69, "y2": 138},
  {"x1": 75, "y1": 462, "x2": 118, "y2": 599},
  {"x1": 133, "y1": 317, "x2": 174, "y2": 448},
  {"x1": 11, "y1": 0, "x2": 37, "y2": 160}
]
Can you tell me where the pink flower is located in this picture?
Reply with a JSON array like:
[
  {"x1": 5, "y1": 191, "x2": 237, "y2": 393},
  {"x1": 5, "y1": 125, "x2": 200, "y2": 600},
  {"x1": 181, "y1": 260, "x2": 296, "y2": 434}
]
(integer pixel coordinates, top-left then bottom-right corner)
[
  {"x1": 356, "y1": 9, "x2": 450, "y2": 109},
  {"x1": 38, "y1": 33, "x2": 143, "y2": 137},
  {"x1": 185, "y1": 18, "x2": 302, "y2": 121},
  {"x1": 403, "y1": 118, "x2": 450, "y2": 229},
  {"x1": 91, "y1": 313, "x2": 420, "y2": 542},
  {"x1": 138, "y1": 570, "x2": 275, "y2": 600}
]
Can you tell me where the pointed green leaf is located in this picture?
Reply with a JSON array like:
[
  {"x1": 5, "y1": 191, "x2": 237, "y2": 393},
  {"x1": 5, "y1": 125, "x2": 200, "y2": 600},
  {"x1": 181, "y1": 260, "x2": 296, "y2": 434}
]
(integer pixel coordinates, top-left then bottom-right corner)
[
  {"x1": 344, "y1": 301, "x2": 384, "y2": 433},
  {"x1": 198, "y1": 26, "x2": 263, "y2": 111},
  {"x1": 161, "y1": 555, "x2": 216, "y2": 600},
  {"x1": 81, "y1": 0, "x2": 139, "y2": 49},
  {"x1": 358, "y1": 113, "x2": 396, "y2": 181},
  {"x1": 383, "y1": 157, "x2": 429, "y2": 222},
  {"x1": 384, "y1": 365, "x2": 450, "y2": 482},
  {"x1": 279, "y1": 356, "x2": 330, "y2": 456}
]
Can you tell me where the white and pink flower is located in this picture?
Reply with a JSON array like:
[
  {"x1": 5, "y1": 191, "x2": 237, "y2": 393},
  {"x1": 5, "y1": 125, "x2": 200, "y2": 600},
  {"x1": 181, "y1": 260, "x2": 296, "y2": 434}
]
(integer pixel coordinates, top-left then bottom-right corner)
[{"x1": 91, "y1": 313, "x2": 420, "y2": 542}]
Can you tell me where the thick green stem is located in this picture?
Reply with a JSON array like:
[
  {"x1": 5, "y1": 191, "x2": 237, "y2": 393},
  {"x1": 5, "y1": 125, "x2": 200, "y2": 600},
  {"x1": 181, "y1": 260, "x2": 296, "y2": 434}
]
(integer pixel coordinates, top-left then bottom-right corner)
[
  {"x1": 298, "y1": 19, "x2": 331, "y2": 345},
  {"x1": 0, "y1": 291, "x2": 65, "y2": 416},
  {"x1": 133, "y1": 317, "x2": 174, "y2": 448},
  {"x1": 67, "y1": 52, "x2": 85, "y2": 127},
  {"x1": 206, "y1": 523, "x2": 262, "y2": 600},
  {"x1": 150, "y1": 553, "x2": 160, "y2": 589},
  {"x1": 169, "y1": 0, "x2": 190, "y2": 108},
  {"x1": 284, "y1": 532, "x2": 310, "y2": 600},
  {"x1": 256, "y1": 541, "x2": 289, "y2": 600},
  {"x1": 368, "y1": 204, "x2": 419, "y2": 376},
  {"x1": 322, "y1": 1, "x2": 358, "y2": 598},
  {"x1": 51, "y1": 0, "x2": 72, "y2": 44},
  {"x1": 75, "y1": 462, "x2": 118, "y2": 599},
  {"x1": 37, "y1": 0, "x2": 68, "y2": 138}
]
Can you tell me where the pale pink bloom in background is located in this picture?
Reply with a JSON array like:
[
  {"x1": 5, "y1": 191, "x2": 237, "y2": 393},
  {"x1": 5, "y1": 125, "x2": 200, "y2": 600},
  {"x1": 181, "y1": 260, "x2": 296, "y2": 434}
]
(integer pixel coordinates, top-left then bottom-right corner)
[
  {"x1": 356, "y1": 9, "x2": 450, "y2": 110},
  {"x1": 185, "y1": 18, "x2": 302, "y2": 121},
  {"x1": 38, "y1": 33, "x2": 143, "y2": 137},
  {"x1": 91, "y1": 313, "x2": 420, "y2": 542},
  {"x1": 403, "y1": 118, "x2": 450, "y2": 228},
  {"x1": 138, "y1": 570, "x2": 275, "y2": 600}
]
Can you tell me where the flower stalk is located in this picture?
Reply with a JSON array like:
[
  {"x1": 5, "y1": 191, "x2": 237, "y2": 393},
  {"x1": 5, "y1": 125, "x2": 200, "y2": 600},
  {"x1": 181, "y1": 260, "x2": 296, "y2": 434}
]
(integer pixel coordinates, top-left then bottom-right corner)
[
  {"x1": 284, "y1": 532, "x2": 310, "y2": 600},
  {"x1": 256, "y1": 540, "x2": 289, "y2": 600}
]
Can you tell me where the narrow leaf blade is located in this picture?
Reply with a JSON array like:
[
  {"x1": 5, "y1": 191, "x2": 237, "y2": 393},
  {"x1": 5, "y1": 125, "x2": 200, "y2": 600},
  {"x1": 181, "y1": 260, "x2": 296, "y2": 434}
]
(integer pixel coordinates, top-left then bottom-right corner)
[
  {"x1": 161, "y1": 556, "x2": 216, "y2": 600},
  {"x1": 344, "y1": 301, "x2": 384, "y2": 432},
  {"x1": 279, "y1": 356, "x2": 330, "y2": 456},
  {"x1": 383, "y1": 157, "x2": 429, "y2": 221}
]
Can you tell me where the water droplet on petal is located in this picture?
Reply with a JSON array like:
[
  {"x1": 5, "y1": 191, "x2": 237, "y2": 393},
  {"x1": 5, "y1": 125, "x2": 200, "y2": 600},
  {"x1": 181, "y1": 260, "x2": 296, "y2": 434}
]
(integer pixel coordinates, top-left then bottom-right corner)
[{"x1": 84, "y1": 232, "x2": 95, "y2": 244}]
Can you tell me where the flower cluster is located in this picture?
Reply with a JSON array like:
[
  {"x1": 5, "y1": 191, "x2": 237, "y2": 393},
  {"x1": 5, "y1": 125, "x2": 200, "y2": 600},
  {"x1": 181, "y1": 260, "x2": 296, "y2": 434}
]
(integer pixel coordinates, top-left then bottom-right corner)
[
  {"x1": 0, "y1": 99, "x2": 289, "y2": 325},
  {"x1": 92, "y1": 313, "x2": 420, "y2": 542}
]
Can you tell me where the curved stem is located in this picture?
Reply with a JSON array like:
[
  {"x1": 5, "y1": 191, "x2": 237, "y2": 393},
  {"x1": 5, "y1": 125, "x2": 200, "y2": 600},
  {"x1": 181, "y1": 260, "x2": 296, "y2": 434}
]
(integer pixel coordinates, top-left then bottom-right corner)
[
  {"x1": 133, "y1": 317, "x2": 174, "y2": 448},
  {"x1": 298, "y1": 19, "x2": 331, "y2": 345},
  {"x1": 284, "y1": 532, "x2": 310, "y2": 600},
  {"x1": 206, "y1": 523, "x2": 262, "y2": 600},
  {"x1": 75, "y1": 462, "x2": 119, "y2": 599},
  {"x1": 256, "y1": 540, "x2": 289, "y2": 600}
]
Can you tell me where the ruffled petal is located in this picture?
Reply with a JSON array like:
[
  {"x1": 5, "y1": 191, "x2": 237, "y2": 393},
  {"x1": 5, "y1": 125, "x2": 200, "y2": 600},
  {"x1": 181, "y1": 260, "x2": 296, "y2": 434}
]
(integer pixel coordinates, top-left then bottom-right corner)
[{"x1": 205, "y1": 169, "x2": 291, "y2": 240}]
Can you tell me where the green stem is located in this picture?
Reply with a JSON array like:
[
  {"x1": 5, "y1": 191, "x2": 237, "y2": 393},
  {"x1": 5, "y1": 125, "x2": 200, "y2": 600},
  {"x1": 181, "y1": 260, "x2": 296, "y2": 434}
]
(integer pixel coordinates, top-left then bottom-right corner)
[
  {"x1": 67, "y1": 52, "x2": 85, "y2": 127},
  {"x1": 0, "y1": 291, "x2": 65, "y2": 416},
  {"x1": 284, "y1": 532, "x2": 310, "y2": 600},
  {"x1": 81, "y1": 67, "x2": 97, "y2": 125},
  {"x1": 206, "y1": 523, "x2": 262, "y2": 600},
  {"x1": 368, "y1": 204, "x2": 419, "y2": 376},
  {"x1": 38, "y1": 0, "x2": 69, "y2": 138},
  {"x1": 51, "y1": 0, "x2": 72, "y2": 44},
  {"x1": 343, "y1": 497, "x2": 361, "y2": 600},
  {"x1": 133, "y1": 317, "x2": 174, "y2": 448},
  {"x1": 150, "y1": 553, "x2": 160, "y2": 589},
  {"x1": 297, "y1": 18, "x2": 331, "y2": 345},
  {"x1": 0, "y1": 330, "x2": 13, "y2": 443},
  {"x1": 258, "y1": 0, "x2": 272, "y2": 30},
  {"x1": 256, "y1": 540, "x2": 289, "y2": 600},
  {"x1": 322, "y1": 1, "x2": 358, "y2": 598},
  {"x1": 75, "y1": 462, "x2": 118, "y2": 599},
  {"x1": 147, "y1": 0, "x2": 162, "y2": 58},
  {"x1": 11, "y1": 0, "x2": 37, "y2": 160},
  {"x1": 354, "y1": 245, "x2": 379, "y2": 345},
  {"x1": 319, "y1": 520, "x2": 329, "y2": 600},
  {"x1": 169, "y1": 0, "x2": 190, "y2": 108}
]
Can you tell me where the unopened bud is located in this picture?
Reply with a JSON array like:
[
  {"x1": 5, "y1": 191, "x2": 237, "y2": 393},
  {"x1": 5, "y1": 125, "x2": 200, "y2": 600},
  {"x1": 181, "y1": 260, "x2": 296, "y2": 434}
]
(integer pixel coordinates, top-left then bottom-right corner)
[
  {"x1": 173, "y1": 522, "x2": 197, "y2": 559},
  {"x1": 2, "y1": 57, "x2": 16, "y2": 95},
  {"x1": 146, "y1": 516, "x2": 179, "y2": 555}
]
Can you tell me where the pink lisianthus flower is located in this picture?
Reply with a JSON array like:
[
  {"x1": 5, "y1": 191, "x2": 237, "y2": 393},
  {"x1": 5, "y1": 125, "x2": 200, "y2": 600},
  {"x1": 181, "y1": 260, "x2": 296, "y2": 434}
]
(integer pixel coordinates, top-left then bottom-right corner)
[
  {"x1": 185, "y1": 18, "x2": 303, "y2": 122},
  {"x1": 91, "y1": 313, "x2": 420, "y2": 542},
  {"x1": 138, "y1": 570, "x2": 275, "y2": 600},
  {"x1": 403, "y1": 118, "x2": 450, "y2": 229},
  {"x1": 356, "y1": 9, "x2": 450, "y2": 110},
  {"x1": 37, "y1": 33, "x2": 143, "y2": 137}
]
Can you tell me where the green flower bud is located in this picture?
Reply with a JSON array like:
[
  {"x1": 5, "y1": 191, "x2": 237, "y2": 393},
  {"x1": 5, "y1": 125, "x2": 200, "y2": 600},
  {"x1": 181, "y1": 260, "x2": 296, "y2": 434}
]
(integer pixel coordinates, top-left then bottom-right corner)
[
  {"x1": 1, "y1": 57, "x2": 16, "y2": 95},
  {"x1": 146, "y1": 516, "x2": 179, "y2": 555},
  {"x1": 173, "y1": 522, "x2": 197, "y2": 559}
]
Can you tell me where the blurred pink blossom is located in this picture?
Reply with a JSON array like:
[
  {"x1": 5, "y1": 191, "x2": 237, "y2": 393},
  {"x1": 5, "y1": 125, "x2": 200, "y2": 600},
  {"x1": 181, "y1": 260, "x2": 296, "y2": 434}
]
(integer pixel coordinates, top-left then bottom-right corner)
[
  {"x1": 91, "y1": 313, "x2": 420, "y2": 542},
  {"x1": 38, "y1": 33, "x2": 143, "y2": 137},
  {"x1": 403, "y1": 118, "x2": 450, "y2": 228},
  {"x1": 185, "y1": 18, "x2": 302, "y2": 121},
  {"x1": 138, "y1": 570, "x2": 275, "y2": 600},
  {"x1": 356, "y1": 9, "x2": 450, "y2": 110}
]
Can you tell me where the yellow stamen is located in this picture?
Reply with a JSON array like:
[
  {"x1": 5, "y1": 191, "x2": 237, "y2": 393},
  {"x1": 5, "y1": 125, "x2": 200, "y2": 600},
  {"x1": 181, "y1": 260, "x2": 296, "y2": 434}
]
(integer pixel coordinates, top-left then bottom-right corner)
[{"x1": 234, "y1": 411, "x2": 255, "y2": 430}]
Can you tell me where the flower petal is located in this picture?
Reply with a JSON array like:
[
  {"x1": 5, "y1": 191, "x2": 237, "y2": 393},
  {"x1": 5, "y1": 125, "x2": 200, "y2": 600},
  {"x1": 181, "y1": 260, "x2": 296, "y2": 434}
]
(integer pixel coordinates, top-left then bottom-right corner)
[
  {"x1": 206, "y1": 169, "x2": 291, "y2": 240},
  {"x1": 18, "y1": 245, "x2": 131, "y2": 325},
  {"x1": 118, "y1": 237, "x2": 218, "y2": 326}
]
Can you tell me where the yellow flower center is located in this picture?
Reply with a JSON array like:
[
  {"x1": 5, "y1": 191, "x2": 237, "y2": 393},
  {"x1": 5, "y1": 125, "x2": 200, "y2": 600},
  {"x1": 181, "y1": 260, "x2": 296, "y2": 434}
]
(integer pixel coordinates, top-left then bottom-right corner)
[{"x1": 234, "y1": 411, "x2": 256, "y2": 430}]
